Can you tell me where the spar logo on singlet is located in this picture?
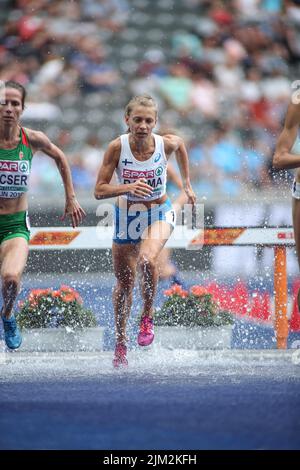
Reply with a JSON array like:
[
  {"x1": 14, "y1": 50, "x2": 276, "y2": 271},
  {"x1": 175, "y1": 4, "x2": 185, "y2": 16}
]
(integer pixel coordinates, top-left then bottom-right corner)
[
  {"x1": 0, "y1": 160, "x2": 29, "y2": 174},
  {"x1": 122, "y1": 167, "x2": 163, "y2": 190},
  {"x1": 19, "y1": 161, "x2": 29, "y2": 173}
]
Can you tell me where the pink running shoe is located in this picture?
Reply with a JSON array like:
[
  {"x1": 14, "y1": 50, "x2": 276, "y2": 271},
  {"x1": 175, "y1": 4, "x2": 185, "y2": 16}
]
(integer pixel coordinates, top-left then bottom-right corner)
[
  {"x1": 113, "y1": 342, "x2": 128, "y2": 368},
  {"x1": 138, "y1": 315, "x2": 154, "y2": 346}
]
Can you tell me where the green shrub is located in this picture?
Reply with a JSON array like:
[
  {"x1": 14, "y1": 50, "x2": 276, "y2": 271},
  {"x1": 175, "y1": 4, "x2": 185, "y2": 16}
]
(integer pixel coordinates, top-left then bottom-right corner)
[
  {"x1": 17, "y1": 285, "x2": 97, "y2": 329},
  {"x1": 155, "y1": 284, "x2": 234, "y2": 328}
]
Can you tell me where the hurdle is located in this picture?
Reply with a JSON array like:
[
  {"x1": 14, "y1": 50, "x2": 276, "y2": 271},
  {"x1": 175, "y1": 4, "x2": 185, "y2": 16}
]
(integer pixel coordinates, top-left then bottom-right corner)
[
  {"x1": 187, "y1": 226, "x2": 294, "y2": 350},
  {"x1": 29, "y1": 225, "x2": 295, "y2": 349}
]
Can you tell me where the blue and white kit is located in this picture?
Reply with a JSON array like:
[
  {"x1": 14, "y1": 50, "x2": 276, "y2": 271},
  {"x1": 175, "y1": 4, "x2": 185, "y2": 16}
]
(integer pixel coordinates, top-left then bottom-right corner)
[{"x1": 113, "y1": 133, "x2": 176, "y2": 244}]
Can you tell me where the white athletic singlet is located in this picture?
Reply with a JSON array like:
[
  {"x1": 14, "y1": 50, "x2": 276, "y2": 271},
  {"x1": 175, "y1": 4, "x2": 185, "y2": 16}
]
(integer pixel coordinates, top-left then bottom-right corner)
[{"x1": 115, "y1": 133, "x2": 167, "y2": 202}]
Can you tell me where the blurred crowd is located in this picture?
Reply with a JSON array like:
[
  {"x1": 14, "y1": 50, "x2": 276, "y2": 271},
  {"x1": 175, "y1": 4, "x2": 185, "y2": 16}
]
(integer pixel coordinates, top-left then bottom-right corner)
[{"x1": 1, "y1": 0, "x2": 300, "y2": 199}]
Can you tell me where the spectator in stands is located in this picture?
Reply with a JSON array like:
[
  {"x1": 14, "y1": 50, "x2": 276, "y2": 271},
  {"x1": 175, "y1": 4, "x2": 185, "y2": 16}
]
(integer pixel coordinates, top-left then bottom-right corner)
[
  {"x1": 158, "y1": 62, "x2": 193, "y2": 115},
  {"x1": 1, "y1": 0, "x2": 298, "y2": 199},
  {"x1": 82, "y1": 0, "x2": 129, "y2": 32},
  {"x1": 241, "y1": 135, "x2": 269, "y2": 189},
  {"x1": 189, "y1": 67, "x2": 219, "y2": 119},
  {"x1": 70, "y1": 37, "x2": 120, "y2": 94}
]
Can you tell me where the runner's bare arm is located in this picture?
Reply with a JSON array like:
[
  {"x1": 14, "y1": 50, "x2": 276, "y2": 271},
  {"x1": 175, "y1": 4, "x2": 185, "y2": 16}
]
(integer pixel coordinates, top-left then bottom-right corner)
[
  {"x1": 273, "y1": 103, "x2": 300, "y2": 170},
  {"x1": 26, "y1": 129, "x2": 85, "y2": 227}
]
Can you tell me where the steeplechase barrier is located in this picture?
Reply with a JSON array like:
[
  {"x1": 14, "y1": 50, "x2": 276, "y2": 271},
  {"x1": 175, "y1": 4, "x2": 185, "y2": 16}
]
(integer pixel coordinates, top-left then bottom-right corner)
[{"x1": 29, "y1": 226, "x2": 296, "y2": 349}]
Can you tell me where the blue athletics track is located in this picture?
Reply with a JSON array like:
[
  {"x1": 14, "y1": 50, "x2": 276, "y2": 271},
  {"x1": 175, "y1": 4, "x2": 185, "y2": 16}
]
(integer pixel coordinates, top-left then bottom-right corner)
[
  {"x1": 0, "y1": 350, "x2": 300, "y2": 450},
  {"x1": 0, "y1": 273, "x2": 300, "y2": 450}
]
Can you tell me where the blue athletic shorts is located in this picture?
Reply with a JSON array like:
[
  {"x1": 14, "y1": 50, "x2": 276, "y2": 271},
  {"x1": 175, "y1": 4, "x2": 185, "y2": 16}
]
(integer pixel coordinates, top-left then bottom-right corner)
[{"x1": 113, "y1": 198, "x2": 176, "y2": 244}]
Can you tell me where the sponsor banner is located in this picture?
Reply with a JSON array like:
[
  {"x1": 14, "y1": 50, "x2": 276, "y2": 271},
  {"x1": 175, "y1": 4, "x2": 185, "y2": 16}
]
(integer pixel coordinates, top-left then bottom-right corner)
[
  {"x1": 30, "y1": 231, "x2": 81, "y2": 246},
  {"x1": 190, "y1": 228, "x2": 246, "y2": 247},
  {"x1": 28, "y1": 227, "x2": 296, "y2": 250},
  {"x1": 188, "y1": 227, "x2": 295, "y2": 248}
]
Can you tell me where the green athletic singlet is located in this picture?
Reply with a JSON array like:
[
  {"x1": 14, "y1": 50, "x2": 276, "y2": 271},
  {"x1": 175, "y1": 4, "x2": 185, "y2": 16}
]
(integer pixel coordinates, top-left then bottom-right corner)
[
  {"x1": 0, "y1": 127, "x2": 33, "y2": 198},
  {"x1": 0, "y1": 128, "x2": 33, "y2": 244}
]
